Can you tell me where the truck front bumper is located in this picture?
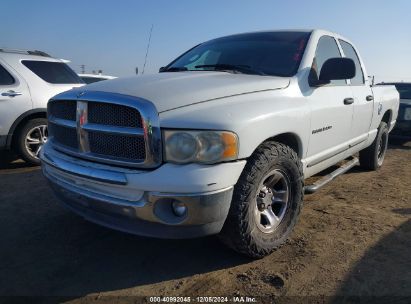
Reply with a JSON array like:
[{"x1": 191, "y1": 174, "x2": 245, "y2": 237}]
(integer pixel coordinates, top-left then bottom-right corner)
[{"x1": 40, "y1": 144, "x2": 246, "y2": 238}]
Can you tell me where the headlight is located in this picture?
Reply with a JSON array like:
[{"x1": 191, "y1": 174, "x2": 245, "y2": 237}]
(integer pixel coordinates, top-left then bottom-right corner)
[{"x1": 164, "y1": 130, "x2": 239, "y2": 164}]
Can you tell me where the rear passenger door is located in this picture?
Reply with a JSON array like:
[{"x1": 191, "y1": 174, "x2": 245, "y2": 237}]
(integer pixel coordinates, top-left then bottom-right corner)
[
  {"x1": 306, "y1": 36, "x2": 354, "y2": 164},
  {"x1": 339, "y1": 40, "x2": 374, "y2": 142},
  {"x1": 0, "y1": 61, "x2": 31, "y2": 136}
]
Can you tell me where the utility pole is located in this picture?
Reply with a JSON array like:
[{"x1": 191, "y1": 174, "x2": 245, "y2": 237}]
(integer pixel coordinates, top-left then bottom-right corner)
[
  {"x1": 142, "y1": 24, "x2": 153, "y2": 74},
  {"x1": 80, "y1": 64, "x2": 85, "y2": 74}
]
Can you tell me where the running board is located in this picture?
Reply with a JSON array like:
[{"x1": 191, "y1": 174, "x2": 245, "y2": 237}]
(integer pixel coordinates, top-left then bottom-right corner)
[{"x1": 304, "y1": 157, "x2": 359, "y2": 194}]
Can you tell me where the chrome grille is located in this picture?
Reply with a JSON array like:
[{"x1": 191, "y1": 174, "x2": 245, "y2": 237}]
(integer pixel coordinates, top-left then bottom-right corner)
[
  {"x1": 48, "y1": 123, "x2": 77, "y2": 149},
  {"x1": 48, "y1": 100, "x2": 76, "y2": 121},
  {"x1": 47, "y1": 90, "x2": 161, "y2": 168},
  {"x1": 88, "y1": 102, "x2": 142, "y2": 128},
  {"x1": 89, "y1": 132, "x2": 146, "y2": 160}
]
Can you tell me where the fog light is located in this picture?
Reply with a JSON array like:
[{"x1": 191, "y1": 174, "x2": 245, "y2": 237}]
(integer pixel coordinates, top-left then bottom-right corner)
[{"x1": 172, "y1": 200, "x2": 187, "y2": 217}]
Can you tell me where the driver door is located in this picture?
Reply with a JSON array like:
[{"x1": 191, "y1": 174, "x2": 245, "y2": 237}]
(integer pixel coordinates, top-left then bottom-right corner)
[{"x1": 306, "y1": 36, "x2": 354, "y2": 166}]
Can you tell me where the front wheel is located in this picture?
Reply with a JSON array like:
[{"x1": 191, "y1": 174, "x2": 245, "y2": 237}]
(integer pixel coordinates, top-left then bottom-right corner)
[
  {"x1": 16, "y1": 118, "x2": 48, "y2": 165},
  {"x1": 359, "y1": 121, "x2": 388, "y2": 170},
  {"x1": 219, "y1": 141, "x2": 304, "y2": 258}
]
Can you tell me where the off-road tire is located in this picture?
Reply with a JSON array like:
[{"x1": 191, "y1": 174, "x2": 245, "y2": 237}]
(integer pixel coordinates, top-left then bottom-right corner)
[
  {"x1": 219, "y1": 141, "x2": 304, "y2": 258},
  {"x1": 359, "y1": 121, "x2": 388, "y2": 171},
  {"x1": 16, "y1": 118, "x2": 48, "y2": 165}
]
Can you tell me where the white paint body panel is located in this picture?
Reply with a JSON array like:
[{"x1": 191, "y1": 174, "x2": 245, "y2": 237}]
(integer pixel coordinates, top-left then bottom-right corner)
[
  {"x1": 0, "y1": 52, "x2": 84, "y2": 139},
  {"x1": 83, "y1": 72, "x2": 290, "y2": 113},
  {"x1": 78, "y1": 73, "x2": 116, "y2": 80},
  {"x1": 44, "y1": 151, "x2": 246, "y2": 199}
]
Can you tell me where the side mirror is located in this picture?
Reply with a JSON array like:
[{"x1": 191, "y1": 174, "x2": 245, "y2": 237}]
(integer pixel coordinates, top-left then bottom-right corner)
[
  {"x1": 319, "y1": 58, "x2": 356, "y2": 83},
  {"x1": 159, "y1": 66, "x2": 166, "y2": 72}
]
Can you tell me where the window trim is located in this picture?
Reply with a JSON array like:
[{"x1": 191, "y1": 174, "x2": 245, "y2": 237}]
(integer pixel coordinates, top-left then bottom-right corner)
[
  {"x1": 0, "y1": 63, "x2": 16, "y2": 86},
  {"x1": 312, "y1": 35, "x2": 348, "y2": 87},
  {"x1": 338, "y1": 39, "x2": 365, "y2": 86}
]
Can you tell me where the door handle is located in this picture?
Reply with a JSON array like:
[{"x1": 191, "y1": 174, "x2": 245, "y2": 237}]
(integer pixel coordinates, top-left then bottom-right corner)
[
  {"x1": 344, "y1": 97, "x2": 354, "y2": 105},
  {"x1": 366, "y1": 95, "x2": 374, "y2": 101},
  {"x1": 1, "y1": 90, "x2": 22, "y2": 97}
]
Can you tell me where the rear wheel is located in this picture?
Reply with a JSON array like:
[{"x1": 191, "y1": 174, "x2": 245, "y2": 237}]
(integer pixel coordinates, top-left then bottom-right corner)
[
  {"x1": 219, "y1": 141, "x2": 304, "y2": 258},
  {"x1": 16, "y1": 118, "x2": 48, "y2": 165},
  {"x1": 359, "y1": 121, "x2": 388, "y2": 170}
]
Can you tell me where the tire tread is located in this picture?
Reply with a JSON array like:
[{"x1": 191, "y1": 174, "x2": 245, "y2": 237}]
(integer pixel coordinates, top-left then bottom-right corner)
[
  {"x1": 219, "y1": 141, "x2": 304, "y2": 258},
  {"x1": 359, "y1": 121, "x2": 388, "y2": 171}
]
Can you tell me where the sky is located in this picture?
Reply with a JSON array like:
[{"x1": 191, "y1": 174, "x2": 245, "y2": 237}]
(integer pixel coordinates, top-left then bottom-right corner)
[{"x1": 1, "y1": 0, "x2": 410, "y2": 82}]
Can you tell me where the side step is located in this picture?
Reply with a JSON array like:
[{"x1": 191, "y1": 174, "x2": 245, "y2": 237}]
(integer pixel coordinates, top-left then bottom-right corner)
[{"x1": 304, "y1": 157, "x2": 359, "y2": 194}]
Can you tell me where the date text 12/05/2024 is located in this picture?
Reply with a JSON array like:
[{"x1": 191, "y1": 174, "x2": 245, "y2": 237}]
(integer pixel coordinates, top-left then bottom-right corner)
[{"x1": 149, "y1": 296, "x2": 257, "y2": 303}]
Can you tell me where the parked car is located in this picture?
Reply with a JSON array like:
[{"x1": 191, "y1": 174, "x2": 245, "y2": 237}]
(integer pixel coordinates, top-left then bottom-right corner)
[
  {"x1": 40, "y1": 30, "x2": 399, "y2": 258},
  {"x1": 78, "y1": 73, "x2": 116, "y2": 84},
  {"x1": 0, "y1": 48, "x2": 84, "y2": 164},
  {"x1": 377, "y1": 82, "x2": 411, "y2": 137}
]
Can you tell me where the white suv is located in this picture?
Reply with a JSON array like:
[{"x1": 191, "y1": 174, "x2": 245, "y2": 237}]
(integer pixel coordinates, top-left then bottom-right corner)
[{"x1": 0, "y1": 49, "x2": 84, "y2": 164}]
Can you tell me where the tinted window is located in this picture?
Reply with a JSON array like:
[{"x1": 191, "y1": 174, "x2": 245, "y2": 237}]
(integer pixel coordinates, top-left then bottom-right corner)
[
  {"x1": 81, "y1": 76, "x2": 106, "y2": 84},
  {"x1": 313, "y1": 36, "x2": 346, "y2": 85},
  {"x1": 339, "y1": 40, "x2": 364, "y2": 85},
  {"x1": 166, "y1": 32, "x2": 311, "y2": 77},
  {"x1": 394, "y1": 84, "x2": 411, "y2": 99},
  {"x1": 22, "y1": 61, "x2": 83, "y2": 84},
  {"x1": 0, "y1": 64, "x2": 15, "y2": 85}
]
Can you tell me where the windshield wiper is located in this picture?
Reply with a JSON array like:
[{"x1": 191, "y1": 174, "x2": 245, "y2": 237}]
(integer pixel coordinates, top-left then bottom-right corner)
[
  {"x1": 194, "y1": 64, "x2": 266, "y2": 75},
  {"x1": 161, "y1": 66, "x2": 188, "y2": 72}
]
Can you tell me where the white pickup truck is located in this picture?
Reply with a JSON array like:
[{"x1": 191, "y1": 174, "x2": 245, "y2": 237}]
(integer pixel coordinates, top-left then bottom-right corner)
[{"x1": 40, "y1": 29, "x2": 399, "y2": 258}]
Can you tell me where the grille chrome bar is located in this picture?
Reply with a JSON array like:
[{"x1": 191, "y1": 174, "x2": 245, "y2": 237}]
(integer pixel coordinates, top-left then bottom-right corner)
[
  {"x1": 48, "y1": 116, "x2": 77, "y2": 128},
  {"x1": 47, "y1": 90, "x2": 162, "y2": 168},
  {"x1": 76, "y1": 101, "x2": 90, "y2": 153},
  {"x1": 82, "y1": 124, "x2": 145, "y2": 136}
]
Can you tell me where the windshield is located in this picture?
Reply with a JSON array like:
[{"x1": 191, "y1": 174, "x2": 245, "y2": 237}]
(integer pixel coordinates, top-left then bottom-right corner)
[
  {"x1": 165, "y1": 31, "x2": 311, "y2": 77},
  {"x1": 394, "y1": 84, "x2": 411, "y2": 99}
]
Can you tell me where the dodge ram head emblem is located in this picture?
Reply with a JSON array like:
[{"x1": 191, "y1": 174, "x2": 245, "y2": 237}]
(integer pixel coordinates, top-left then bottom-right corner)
[
  {"x1": 79, "y1": 108, "x2": 87, "y2": 126},
  {"x1": 76, "y1": 101, "x2": 90, "y2": 152}
]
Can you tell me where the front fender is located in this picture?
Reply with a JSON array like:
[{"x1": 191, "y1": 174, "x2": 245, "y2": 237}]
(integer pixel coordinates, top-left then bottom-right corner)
[{"x1": 159, "y1": 89, "x2": 310, "y2": 159}]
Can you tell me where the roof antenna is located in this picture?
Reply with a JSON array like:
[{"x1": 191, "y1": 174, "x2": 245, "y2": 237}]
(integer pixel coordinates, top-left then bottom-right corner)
[{"x1": 142, "y1": 24, "x2": 154, "y2": 75}]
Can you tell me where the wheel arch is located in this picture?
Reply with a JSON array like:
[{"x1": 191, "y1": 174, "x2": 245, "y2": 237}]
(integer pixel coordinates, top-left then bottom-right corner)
[
  {"x1": 255, "y1": 132, "x2": 303, "y2": 159},
  {"x1": 6, "y1": 108, "x2": 47, "y2": 149},
  {"x1": 381, "y1": 109, "x2": 392, "y2": 126}
]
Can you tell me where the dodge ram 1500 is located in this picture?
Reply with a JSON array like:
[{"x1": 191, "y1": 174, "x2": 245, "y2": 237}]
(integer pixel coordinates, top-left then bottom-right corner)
[{"x1": 40, "y1": 29, "x2": 399, "y2": 258}]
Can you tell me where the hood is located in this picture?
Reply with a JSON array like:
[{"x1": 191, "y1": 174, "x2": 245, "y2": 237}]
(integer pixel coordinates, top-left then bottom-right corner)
[{"x1": 80, "y1": 72, "x2": 290, "y2": 112}]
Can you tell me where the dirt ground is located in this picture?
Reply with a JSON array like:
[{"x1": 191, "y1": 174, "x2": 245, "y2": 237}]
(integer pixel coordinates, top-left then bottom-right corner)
[{"x1": 0, "y1": 139, "x2": 410, "y2": 303}]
